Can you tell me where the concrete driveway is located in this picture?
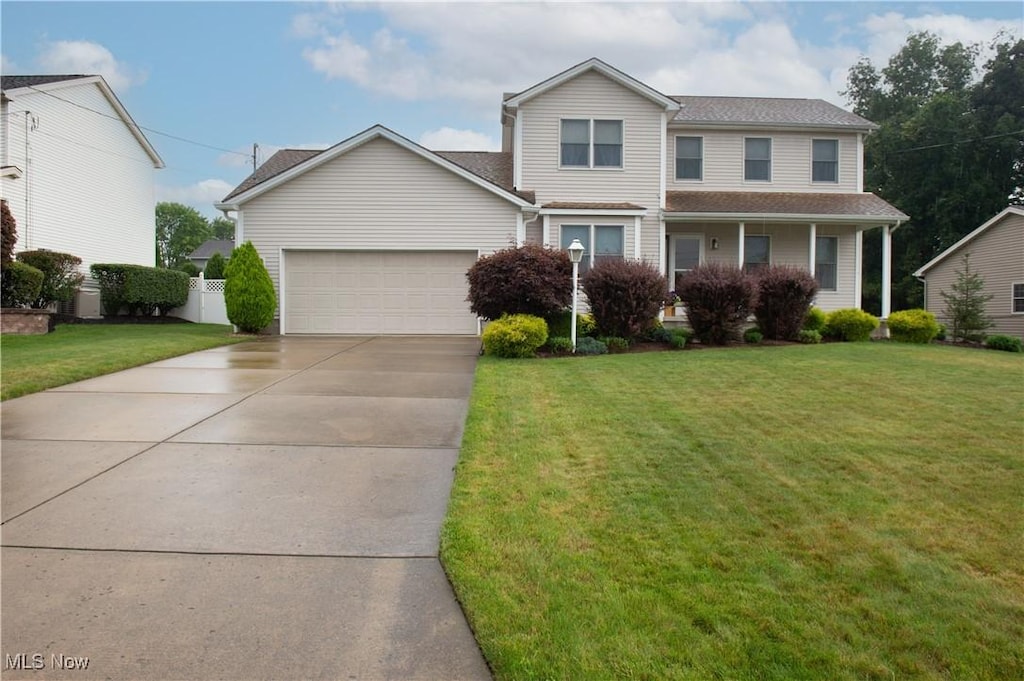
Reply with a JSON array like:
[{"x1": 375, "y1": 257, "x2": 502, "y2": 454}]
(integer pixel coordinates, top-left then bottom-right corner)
[{"x1": 1, "y1": 336, "x2": 490, "y2": 680}]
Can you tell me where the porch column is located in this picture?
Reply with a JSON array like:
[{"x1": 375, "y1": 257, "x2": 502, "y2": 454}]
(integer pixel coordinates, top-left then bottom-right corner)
[
  {"x1": 516, "y1": 213, "x2": 526, "y2": 245},
  {"x1": 808, "y1": 223, "x2": 817, "y2": 273},
  {"x1": 737, "y1": 222, "x2": 745, "y2": 267},
  {"x1": 855, "y1": 230, "x2": 863, "y2": 307},
  {"x1": 542, "y1": 214, "x2": 551, "y2": 248},
  {"x1": 633, "y1": 216, "x2": 642, "y2": 260},
  {"x1": 881, "y1": 224, "x2": 892, "y2": 319}
]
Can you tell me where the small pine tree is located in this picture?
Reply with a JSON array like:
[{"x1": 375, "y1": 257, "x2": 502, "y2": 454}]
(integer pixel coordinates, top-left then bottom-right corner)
[
  {"x1": 940, "y1": 253, "x2": 993, "y2": 342},
  {"x1": 204, "y1": 252, "x2": 226, "y2": 279},
  {"x1": 1, "y1": 199, "x2": 17, "y2": 264},
  {"x1": 224, "y1": 241, "x2": 276, "y2": 333}
]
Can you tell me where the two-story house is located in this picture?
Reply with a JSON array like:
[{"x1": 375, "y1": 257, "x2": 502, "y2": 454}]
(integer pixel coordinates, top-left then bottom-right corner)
[
  {"x1": 1, "y1": 75, "x2": 164, "y2": 315},
  {"x1": 216, "y1": 58, "x2": 907, "y2": 335}
]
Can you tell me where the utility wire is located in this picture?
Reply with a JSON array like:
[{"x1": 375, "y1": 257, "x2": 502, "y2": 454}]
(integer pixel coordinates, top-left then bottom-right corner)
[{"x1": 890, "y1": 129, "x2": 1024, "y2": 154}]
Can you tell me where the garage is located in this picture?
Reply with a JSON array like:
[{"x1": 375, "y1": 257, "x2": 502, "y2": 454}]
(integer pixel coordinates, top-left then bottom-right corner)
[{"x1": 284, "y1": 250, "x2": 479, "y2": 335}]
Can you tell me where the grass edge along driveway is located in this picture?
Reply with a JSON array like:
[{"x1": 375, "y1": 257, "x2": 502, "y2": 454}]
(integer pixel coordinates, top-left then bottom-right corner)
[
  {"x1": 441, "y1": 342, "x2": 1024, "y2": 680},
  {"x1": 1, "y1": 323, "x2": 247, "y2": 400}
]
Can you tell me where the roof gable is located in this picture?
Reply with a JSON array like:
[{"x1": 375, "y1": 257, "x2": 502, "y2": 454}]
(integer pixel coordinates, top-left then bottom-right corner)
[
  {"x1": 913, "y1": 206, "x2": 1024, "y2": 276},
  {"x1": 1, "y1": 74, "x2": 164, "y2": 168},
  {"x1": 217, "y1": 125, "x2": 533, "y2": 209},
  {"x1": 504, "y1": 58, "x2": 679, "y2": 111}
]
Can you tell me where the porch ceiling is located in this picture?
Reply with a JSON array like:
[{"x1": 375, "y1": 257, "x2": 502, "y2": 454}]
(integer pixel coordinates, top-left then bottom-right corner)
[{"x1": 664, "y1": 191, "x2": 908, "y2": 222}]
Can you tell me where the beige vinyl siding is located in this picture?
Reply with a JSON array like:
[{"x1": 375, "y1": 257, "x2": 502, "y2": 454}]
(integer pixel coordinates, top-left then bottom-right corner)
[
  {"x1": 519, "y1": 70, "x2": 663, "y2": 210},
  {"x1": 665, "y1": 222, "x2": 859, "y2": 310},
  {"x1": 667, "y1": 129, "x2": 860, "y2": 192},
  {"x1": 525, "y1": 217, "x2": 542, "y2": 244},
  {"x1": 240, "y1": 137, "x2": 520, "y2": 305},
  {"x1": 923, "y1": 212, "x2": 1024, "y2": 339},
  {"x1": 1, "y1": 82, "x2": 157, "y2": 278}
]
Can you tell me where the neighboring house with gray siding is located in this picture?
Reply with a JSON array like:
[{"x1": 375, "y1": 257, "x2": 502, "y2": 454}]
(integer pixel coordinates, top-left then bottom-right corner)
[
  {"x1": 187, "y1": 239, "x2": 234, "y2": 271},
  {"x1": 217, "y1": 58, "x2": 907, "y2": 335},
  {"x1": 914, "y1": 206, "x2": 1024, "y2": 339}
]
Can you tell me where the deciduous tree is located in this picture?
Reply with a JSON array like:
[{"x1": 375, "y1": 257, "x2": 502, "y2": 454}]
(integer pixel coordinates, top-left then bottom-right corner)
[{"x1": 155, "y1": 202, "x2": 212, "y2": 268}]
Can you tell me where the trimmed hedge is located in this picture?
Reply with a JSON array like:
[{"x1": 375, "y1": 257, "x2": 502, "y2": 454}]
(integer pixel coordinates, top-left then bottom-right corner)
[
  {"x1": 16, "y1": 249, "x2": 84, "y2": 309},
  {"x1": 91, "y1": 264, "x2": 189, "y2": 316},
  {"x1": 676, "y1": 263, "x2": 757, "y2": 345},
  {"x1": 888, "y1": 308, "x2": 940, "y2": 344},
  {"x1": 467, "y1": 243, "x2": 572, "y2": 320},
  {"x1": 825, "y1": 308, "x2": 879, "y2": 342},
  {"x1": 482, "y1": 314, "x2": 548, "y2": 358},
  {"x1": 581, "y1": 258, "x2": 667, "y2": 341},
  {"x1": 985, "y1": 335, "x2": 1023, "y2": 353},
  {"x1": 1, "y1": 261, "x2": 44, "y2": 308},
  {"x1": 752, "y1": 265, "x2": 817, "y2": 340}
]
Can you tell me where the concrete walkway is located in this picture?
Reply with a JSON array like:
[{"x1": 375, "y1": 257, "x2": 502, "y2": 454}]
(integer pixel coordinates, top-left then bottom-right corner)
[{"x1": 1, "y1": 336, "x2": 490, "y2": 680}]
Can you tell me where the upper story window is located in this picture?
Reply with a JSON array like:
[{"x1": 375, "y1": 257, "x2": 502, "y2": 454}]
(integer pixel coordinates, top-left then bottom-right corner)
[
  {"x1": 812, "y1": 139, "x2": 839, "y2": 183},
  {"x1": 744, "y1": 234, "x2": 770, "y2": 273},
  {"x1": 1013, "y1": 283, "x2": 1024, "y2": 313},
  {"x1": 561, "y1": 224, "x2": 624, "y2": 273},
  {"x1": 675, "y1": 136, "x2": 703, "y2": 181},
  {"x1": 744, "y1": 137, "x2": 772, "y2": 182},
  {"x1": 815, "y1": 236, "x2": 838, "y2": 290},
  {"x1": 560, "y1": 119, "x2": 623, "y2": 169}
]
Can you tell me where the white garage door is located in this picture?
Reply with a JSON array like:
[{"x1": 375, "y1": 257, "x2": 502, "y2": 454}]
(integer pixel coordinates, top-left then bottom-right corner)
[{"x1": 284, "y1": 250, "x2": 479, "y2": 334}]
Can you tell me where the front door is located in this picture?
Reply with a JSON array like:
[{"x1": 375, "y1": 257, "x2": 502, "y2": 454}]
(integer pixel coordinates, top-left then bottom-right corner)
[{"x1": 668, "y1": 235, "x2": 703, "y2": 289}]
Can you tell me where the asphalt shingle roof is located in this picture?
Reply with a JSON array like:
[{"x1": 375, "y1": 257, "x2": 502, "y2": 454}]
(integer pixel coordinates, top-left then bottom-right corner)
[
  {"x1": 188, "y1": 239, "x2": 235, "y2": 260},
  {"x1": 670, "y1": 96, "x2": 875, "y2": 129},
  {"x1": 665, "y1": 191, "x2": 908, "y2": 219},
  {"x1": 1, "y1": 75, "x2": 93, "y2": 90},
  {"x1": 222, "y1": 149, "x2": 322, "y2": 201},
  {"x1": 541, "y1": 201, "x2": 646, "y2": 211}
]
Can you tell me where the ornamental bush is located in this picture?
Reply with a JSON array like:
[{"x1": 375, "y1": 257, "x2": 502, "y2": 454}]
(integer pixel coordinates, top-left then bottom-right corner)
[
  {"x1": 752, "y1": 265, "x2": 817, "y2": 340},
  {"x1": 676, "y1": 263, "x2": 757, "y2": 345},
  {"x1": 798, "y1": 329, "x2": 822, "y2": 344},
  {"x1": 601, "y1": 336, "x2": 630, "y2": 353},
  {"x1": 545, "y1": 309, "x2": 598, "y2": 339},
  {"x1": 1, "y1": 261, "x2": 43, "y2": 307},
  {"x1": 90, "y1": 264, "x2": 189, "y2": 316},
  {"x1": 545, "y1": 336, "x2": 574, "y2": 355},
  {"x1": 887, "y1": 308, "x2": 940, "y2": 344},
  {"x1": 204, "y1": 252, "x2": 226, "y2": 279},
  {"x1": 481, "y1": 314, "x2": 548, "y2": 358},
  {"x1": 467, "y1": 243, "x2": 572, "y2": 321},
  {"x1": 743, "y1": 328, "x2": 763, "y2": 344},
  {"x1": 804, "y1": 306, "x2": 827, "y2": 333},
  {"x1": 985, "y1": 334, "x2": 1023, "y2": 353},
  {"x1": 224, "y1": 241, "x2": 277, "y2": 333},
  {"x1": 575, "y1": 336, "x2": 608, "y2": 355},
  {"x1": 668, "y1": 328, "x2": 689, "y2": 349},
  {"x1": 16, "y1": 250, "x2": 85, "y2": 309},
  {"x1": 177, "y1": 261, "x2": 201, "y2": 277},
  {"x1": 1, "y1": 199, "x2": 16, "y2": 264},
  {"x1": 581, "y1": 258, "x2": 667, "y2": 341},
  {"x1": 825, "y1": 308, "x2": 879, "y2": 342}
]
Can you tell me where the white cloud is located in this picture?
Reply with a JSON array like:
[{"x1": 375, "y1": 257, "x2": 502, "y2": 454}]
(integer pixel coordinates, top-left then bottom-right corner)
[
  {"x1": 156, "y1": 179, "x2": 236, "y2": 217},
  {"x1": 861, "y1": 12, "x2": 1020, "y2": 71},
  {"x1": 36, "y1": 40, "x2": 145, "y2": 91},
  {"x1": 1, "y1": 53, "x2": 21, "y2": 74},
  {"x1": 419, "y1": 127, "x2": 498, "y2": 151}
]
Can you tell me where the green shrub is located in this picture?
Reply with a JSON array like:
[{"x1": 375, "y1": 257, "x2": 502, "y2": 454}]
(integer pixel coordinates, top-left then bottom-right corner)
[
  {"x1": 669, "y1": 328, "x2": 690, "y2": 349},
  {"x1": 752, "y1": 265, "x2": 818, "y2": 340},
  {"x1": 545, "y1": 336, "x2": 574, "y2": 355},
  {"x1": 482, "y1": 314, "x2": 548, "y2": 358},
  {"x1": 936, "y1": 323, "x2": 947, "y2": 341},
  {"x1": 676, "y1": 263, "x2": 757, "y2": 345},
  {"x1": 645, "y1": 325, "x2": 673, "y2": 343},
  {"x1": 601, "y1": 336, "x2": 630, "y2": 353},
  {"x1": 2, "y1": 199, "x2": 18, "y2": 265},
  {"x1": 743, "y1": 328, "x2": 763, "y2": 344},
  {"x1": 825, "y1": 308, "x2": 879, "y2": 342},
  {"x1": 888, "y1": 309, "x2": 940, "y2": 344},
  {"x1": 985, "y1": 335, "x2": 1023, "y2": 353},
  {"x1": 546, "y1": 309, "x2": 598, "y2": 339},
  {"x1": 803, "y1": 306, "x2": 827, "y2": 332},
  {"x1": 579, "y1": 314, "x2": 597, "y2": 337},
  {"x1": 204, "y1": 252, "x2": 227, "y2": 279},
  {"x1": 90, "y1": 264, "x2": 189, "y2": 316},
  {"x1": 798, "y1": 329, "x2": 822, "y2": 344},
  {"x1": 1, "y1": 261, "x2": 43, "y2": 307},
  {"x1": 581, "y1": 258, "x2": 667, "y2": 341},
  {"x1": 16, "y1": 249, "x2": 84, "y2": 308},
  {"x1": 176, "y1": 261, "x2": 201, "y2": 277},
  {"x1": 575, "y1": 336, "x2": 608, "y2": 355},
  {"x1": 224, "y1": 241, "x2": 277, "y2": 333},
  {"x1": 467, "y1": 243, "x2": 572, "y2": 320}
]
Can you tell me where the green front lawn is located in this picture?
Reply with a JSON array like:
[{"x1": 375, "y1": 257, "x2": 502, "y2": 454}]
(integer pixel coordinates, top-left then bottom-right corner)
[
  {"x1": 442, "y1": 343, "x2": 1024, "y2": 680},
  {"x1": 1, "y1": 323, "x2": 247, "y2": 400}
]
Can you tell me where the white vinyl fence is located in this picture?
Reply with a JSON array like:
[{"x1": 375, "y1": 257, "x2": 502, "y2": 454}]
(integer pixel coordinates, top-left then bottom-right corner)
[{"x1": 169, "y1": 274, "x2": 229, "y2": 325}]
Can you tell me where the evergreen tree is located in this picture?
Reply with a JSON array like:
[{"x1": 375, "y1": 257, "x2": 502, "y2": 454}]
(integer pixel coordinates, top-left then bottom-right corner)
[
  {"x1": 224, "y1": 241, "x2": 276, "y2": 333},
  {"x1": 940, "y1": 253, "x2": 993, "y2": 342},
  {"x1": 204, "y1": 252, "x2": 226, "y2": 279}
]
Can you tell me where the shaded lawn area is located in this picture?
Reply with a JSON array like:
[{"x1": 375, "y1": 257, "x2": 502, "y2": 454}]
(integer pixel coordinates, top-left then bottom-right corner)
[
  {"x1": 1, "y1": 323, "x2": 247, "y2": 400},
  {"x1": 442, "y1": 343, "x2": 1024, "y2": 680}
]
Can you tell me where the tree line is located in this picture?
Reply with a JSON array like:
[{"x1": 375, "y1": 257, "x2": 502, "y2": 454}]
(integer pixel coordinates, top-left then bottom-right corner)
[{"x1": 155, "y1": 202, "x2": 234, "y2": 269}]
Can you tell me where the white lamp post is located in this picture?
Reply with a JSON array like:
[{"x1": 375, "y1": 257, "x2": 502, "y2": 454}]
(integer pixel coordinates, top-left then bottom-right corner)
[{"x1": 567, "y1": 238, "x2": 585, "y2": 352}]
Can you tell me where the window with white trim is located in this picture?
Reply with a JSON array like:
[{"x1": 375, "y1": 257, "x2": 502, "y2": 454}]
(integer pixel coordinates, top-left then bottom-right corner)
[
  {"x1": 744, "y1": 235, "x2": 770, "y2": 273},
  {"x1": 744, "y1": 137, "x2": 771, "y2": 181},
  {"x1": 561, "y1": 224, "x2": 625, "y2": 273},
  {"x1": 815, "y1": 236, "x2": 838, "y2": 290},
  {"x1": 675, "y1": 136, "x2": 703, "y2": 180},
  {"x1": 560, "y1": 119, "x2": 623, "y2": 168},
  {"x1": 812, "y1": 139, "x2": 839, "y2": 183},
  {"x1": 1013, "y1": 282, "x2": 1024, "y2": 313}
]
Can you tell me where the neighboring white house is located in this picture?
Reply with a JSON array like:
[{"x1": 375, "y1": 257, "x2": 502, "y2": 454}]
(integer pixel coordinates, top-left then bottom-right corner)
[
  {"x1": 914, "y1": 206, "x2": 1024, "y2": 339},
  {"x1": 216, "y1": 58, "x2": 907, "y2": 335},
  {"x1": 1, "y1": 74, "x2": 164, "y2": 315}
]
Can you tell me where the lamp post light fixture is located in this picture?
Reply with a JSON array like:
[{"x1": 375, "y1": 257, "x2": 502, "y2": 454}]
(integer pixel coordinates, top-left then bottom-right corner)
[{"x1": 567, "y1": 238, "x2": 586, "y2": 352}]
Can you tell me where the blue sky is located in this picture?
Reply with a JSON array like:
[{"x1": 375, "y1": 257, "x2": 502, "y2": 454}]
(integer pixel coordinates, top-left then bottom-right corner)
[{"x1": 2, "y1": 1, "x2": 1021, "y2": 218}]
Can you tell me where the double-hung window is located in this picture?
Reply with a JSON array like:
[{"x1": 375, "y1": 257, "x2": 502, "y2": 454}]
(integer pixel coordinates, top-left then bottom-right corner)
[
  {"x1": 561, "y1": 224, "x2": 624, "y2": 273},
  {"x1": 815, "y1": 236, "x2": 838, "y2": 290},
  {"x1": 744, "y1": 137, "x2": 771, "y2": 182},
  {"x1": 560, "y1": 119, "x2": 623, "y2": 168},
  {"x1": 812, "y1": 139, "x2": 839, "y2": 183},
  {"x1": 675, "y1": 136, "x2": 703, "y2": 180},
  {"x1": 743, "y1": 235, "x2": 770, "y2": 273},
  {"x1": 1013, "y1": 283, "x2": 1024, "y2": 313}
]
